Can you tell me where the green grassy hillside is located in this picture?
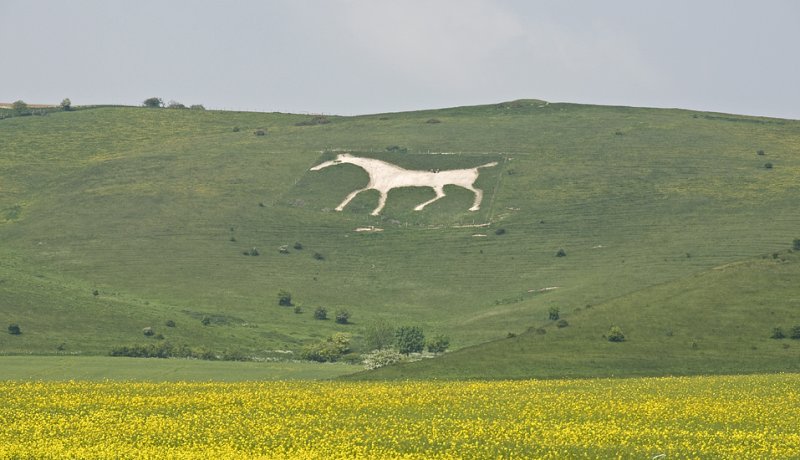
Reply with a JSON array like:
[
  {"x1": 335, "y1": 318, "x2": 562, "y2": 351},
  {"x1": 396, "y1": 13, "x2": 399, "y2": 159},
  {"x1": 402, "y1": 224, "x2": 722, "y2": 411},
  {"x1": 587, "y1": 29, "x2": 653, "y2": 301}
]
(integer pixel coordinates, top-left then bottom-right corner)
[
  {"x1": 1, "y1": 101, "x2": 798, "y2": 378},
  {"x1": 348, "y1": 249, "x2": 800, "y2": 380}
]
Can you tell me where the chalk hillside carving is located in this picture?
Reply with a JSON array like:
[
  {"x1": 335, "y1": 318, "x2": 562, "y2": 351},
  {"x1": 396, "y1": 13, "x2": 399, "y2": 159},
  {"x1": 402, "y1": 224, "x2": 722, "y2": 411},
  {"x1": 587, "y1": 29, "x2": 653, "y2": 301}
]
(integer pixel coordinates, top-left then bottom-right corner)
[{"x1": 310, "y1": 153, "x2": 498, "y2": 216}]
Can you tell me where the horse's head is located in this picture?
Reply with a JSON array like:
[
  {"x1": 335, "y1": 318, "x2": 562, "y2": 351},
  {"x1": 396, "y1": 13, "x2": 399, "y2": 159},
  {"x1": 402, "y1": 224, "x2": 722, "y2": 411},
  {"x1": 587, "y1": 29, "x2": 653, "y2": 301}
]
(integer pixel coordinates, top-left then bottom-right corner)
[{"x1": 309, "y1": 153, "x2": 353, "y2": 171}]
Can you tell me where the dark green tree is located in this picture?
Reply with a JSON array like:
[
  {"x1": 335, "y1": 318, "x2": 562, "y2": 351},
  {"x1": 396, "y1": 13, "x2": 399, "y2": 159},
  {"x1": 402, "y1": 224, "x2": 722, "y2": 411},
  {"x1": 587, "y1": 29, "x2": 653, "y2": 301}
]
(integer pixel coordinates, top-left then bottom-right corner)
[
  {"x1": 143, "y1": 97, "x2": 163, "y2": 108},
  {"x1": 395, "y1": 326, "x2": 425, "y2": 355}
]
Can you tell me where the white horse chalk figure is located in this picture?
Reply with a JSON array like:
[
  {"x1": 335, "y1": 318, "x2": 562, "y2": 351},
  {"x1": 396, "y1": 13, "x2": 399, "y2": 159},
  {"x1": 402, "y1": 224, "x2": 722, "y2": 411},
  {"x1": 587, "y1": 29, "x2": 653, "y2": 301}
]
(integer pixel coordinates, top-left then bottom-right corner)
[{"x1": 310, "y1": 153, "x2": 498, "y2": 216}]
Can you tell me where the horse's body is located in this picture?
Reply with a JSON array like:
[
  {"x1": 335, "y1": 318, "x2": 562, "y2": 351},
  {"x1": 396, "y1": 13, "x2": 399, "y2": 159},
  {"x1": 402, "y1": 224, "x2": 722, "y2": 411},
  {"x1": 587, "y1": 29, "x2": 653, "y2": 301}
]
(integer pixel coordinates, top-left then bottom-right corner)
[{"x1": 310, "y1": 153, "x2": 498, "y2": 215}]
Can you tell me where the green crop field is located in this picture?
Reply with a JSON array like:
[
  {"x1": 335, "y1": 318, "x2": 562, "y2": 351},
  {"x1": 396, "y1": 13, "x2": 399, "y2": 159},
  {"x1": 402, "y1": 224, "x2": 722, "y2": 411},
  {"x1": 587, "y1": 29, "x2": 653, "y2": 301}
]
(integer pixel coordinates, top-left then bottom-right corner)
[{"x1": 1, "y1": 100, "x2": 798, "y2": 379}]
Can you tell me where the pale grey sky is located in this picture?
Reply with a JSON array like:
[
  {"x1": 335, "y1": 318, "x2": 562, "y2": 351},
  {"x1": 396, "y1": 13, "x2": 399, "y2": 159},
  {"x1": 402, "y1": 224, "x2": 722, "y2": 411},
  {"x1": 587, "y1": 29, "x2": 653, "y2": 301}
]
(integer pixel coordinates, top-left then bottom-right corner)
[{"x1": 2, "y1": 0, "x2": 799, "y2": 118}]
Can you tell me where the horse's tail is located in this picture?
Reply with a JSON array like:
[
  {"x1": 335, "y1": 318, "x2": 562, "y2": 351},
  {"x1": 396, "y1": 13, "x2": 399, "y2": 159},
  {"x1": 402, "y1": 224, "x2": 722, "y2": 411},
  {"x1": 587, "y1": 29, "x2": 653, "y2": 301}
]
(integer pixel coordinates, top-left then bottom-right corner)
[{"x1": 477, "y1": 161, "x2": 498, "y2": 169}]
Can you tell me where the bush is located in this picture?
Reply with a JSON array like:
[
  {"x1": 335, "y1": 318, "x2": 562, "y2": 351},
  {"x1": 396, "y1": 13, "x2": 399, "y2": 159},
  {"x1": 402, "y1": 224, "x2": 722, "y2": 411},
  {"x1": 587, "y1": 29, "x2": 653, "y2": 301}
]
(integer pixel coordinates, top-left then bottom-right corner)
[
  {"x1": 12, "y1": 100, "x2": 28, "y2": 111},
  {"x1": 764, "y1": 162, "x2": 773, "y2": 169},
  {"x1": 254, "y1": 129, "x2": 266, "y2": 136},
  {"x1": 232, "y1": 126, "x2": 240, "y2": 132},
  {"x1": 60, "y1": 98, "x2": 72, "y2": 111},
  {"x1": 556, "y1": 319, "x2": 569, "y2": 328},
  {"x1": 167, "y1": 100, "x2": 187, "y2": 109},
  {"x1": 771, "y1": 327, "x2": 785, "y2": 339},
  {"x1": 386, "y1": 145, "x2": 408, "y2": 153},
  {"x1": 395, "y1": 326, "x2": 425, "y2": 355},
  {"x1": 201, "y1": 316, "x2": 211, "y2": 326},
  {"x1": 8, "y1": 323, "x2": 21, "y2": 335},
  {"x1": 165, "y1": 320, "x2": 176, "y2": 328},
  {"x1": 790, "y1": 326, "x2": 800, "y2": 340},
  {"x1": 293, "y1": 242, "x2": 303, "y2": 250},
  {"x1": 142, "y1": 97, "x2": 163, "y2": 108},
  {"x1": 548, "y1": 306, "x2": 560, "y2": 320},
  {"x1": 425, "y1": 118, "x2": 441, "y2": 124},
  {"x1": 301, "y1": 333, "x2": 351, "y2": 362},
  {"x1": 243, "y1": 247, "x2": 259, "y2": 256},
  {"x1": 757, "y1": 149, "x2": 765, "y2": 155},
  {"x1": 313, "y1": 252, "x2": 325, "y2": 260},
  {"x1": 555, "y1": 248, "x2": 567, "y2": 257},
  {"x1": 314, "y1": 306, "x2": 328, "y2": 320},
  {"x1": 607, "y1": 326, "x2": 625, "y2": 342},
  {"x1": 495, "y1": 228, "x2": 506, "y2": 235},
  {"x1": 335, "y1": 309, "x2": 350, "y2": 324},
  {"x1": 278, "y1": 290, "x2": 293, "y2": 307},
  {"x1": 190, "y1": 104, "x2": 206, "y2": 110},
  {"x1": 362, "y1": 348, "x2": 403, "y2": 369},
  {"x1": 142, "y1": 327, "x2": 155, "y2": 337},
  {"x1": 793, "y1": 239, "x2": 800, "y2": 251},
  {"x1": 293, "y1": 305, "x2": 303, "y2": 314},
  {"x1": 426, "y1": 334, "x2": 450, "y2": 353}
]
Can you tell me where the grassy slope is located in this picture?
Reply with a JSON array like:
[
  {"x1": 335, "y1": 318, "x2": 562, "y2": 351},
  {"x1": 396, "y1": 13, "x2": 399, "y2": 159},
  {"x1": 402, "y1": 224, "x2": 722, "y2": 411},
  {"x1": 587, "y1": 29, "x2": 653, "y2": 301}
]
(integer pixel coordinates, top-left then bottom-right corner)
[
  {"x1": 349, "y1": 250, "x2": 800, "y2": 379},
  {"x1": 1, "y1": 101, "x2": 799, "y2": 378}
]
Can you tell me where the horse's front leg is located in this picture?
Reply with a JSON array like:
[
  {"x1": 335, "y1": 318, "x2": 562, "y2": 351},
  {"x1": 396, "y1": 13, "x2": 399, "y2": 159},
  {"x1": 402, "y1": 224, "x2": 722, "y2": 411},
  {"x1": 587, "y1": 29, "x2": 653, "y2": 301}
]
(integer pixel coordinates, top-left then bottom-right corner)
[
  {"x1": 371, "y1": 189, "x2": 389, "y2": 216},
  {"x1": 336, "y1": 187, "x2": 370, "y2": 212}
]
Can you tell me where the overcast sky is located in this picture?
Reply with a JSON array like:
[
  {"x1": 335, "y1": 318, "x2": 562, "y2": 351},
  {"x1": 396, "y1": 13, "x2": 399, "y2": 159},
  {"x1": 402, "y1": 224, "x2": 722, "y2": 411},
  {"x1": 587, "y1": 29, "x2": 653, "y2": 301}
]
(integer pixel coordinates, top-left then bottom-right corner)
[{"x1": 2, "y1": 0, "x2": 799, "y2": 119}]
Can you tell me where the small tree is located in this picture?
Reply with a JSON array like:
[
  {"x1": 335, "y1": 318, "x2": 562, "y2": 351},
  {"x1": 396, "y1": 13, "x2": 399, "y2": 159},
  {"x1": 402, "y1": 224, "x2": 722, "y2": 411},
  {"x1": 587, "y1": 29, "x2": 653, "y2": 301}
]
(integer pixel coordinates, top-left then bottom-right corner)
[
  {"x1": 8, "y1": 323, "x2": 21, "y2": 335},
  {"x1": 426, "y1": 334, "x2": 450, "y2": 353},
  {"x1": 143, "y1": 97, "x2": 163, "y2": 108},
  {"x1": 314, "y1": 306, "x2": 328, "y2": 320},
  {"x1": 548, "y1": 306, "x2": 560, "y2": 320},
  {"x1": 363, "y1": 320, "x2": 395, "y2": 350},
  {"x1": 555, "y1": 248, "x2": 567, "y2": 257},
  {"x1": 12, "y1": 100, "x2": 28, "y2": 112},
  {"x1": 60, "y1": 98, "x2": 72, "y2": 111},
  {"x1": 395, "y1": 326, "x2": 425, "y2": 355},
  {"x1": 278, "y1": 290, "x2": 293, "y2": 306},
  {"x1": 607, "y1": 326, "x2": 625, "y2": 342},
  {"x1": 335, "y1": 309, "x2": 350, "y2": 324}
]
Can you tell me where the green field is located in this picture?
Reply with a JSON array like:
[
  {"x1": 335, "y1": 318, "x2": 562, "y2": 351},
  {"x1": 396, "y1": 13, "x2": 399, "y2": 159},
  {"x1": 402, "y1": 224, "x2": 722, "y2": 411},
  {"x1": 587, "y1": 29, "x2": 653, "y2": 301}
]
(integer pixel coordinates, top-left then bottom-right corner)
[{"x1": 1, "y1": 100, "x2": 798, "y2": 379}]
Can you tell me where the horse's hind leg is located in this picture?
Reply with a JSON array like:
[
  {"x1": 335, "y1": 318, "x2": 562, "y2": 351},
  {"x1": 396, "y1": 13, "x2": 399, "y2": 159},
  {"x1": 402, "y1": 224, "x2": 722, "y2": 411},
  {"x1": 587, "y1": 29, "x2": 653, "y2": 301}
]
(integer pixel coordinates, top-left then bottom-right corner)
[
  {"x1": 414, "y1": 186, "x2": 445, "y2": 211},
  {"x1": 336, "y1": 187, "x2": 369, "y2": 212},
  {"x1": 466, "y1": 185, "x2": 483, "y2": 211}
]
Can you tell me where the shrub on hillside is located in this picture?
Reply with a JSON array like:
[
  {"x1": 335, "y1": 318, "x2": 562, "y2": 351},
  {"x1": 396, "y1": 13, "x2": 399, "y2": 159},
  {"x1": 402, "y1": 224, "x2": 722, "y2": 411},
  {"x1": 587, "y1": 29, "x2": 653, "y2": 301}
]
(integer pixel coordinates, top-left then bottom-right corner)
[
  {"x1": 395, "y1": 326, "x2": 425, "y2": 355},
  {"x1": 254, "y1": 129, "x2": 267, "y2": 136},
  {"x1": 793, "y1": 239, "x2": 800, "y2": 251},
  {"x1": 301, "y1": 333, "x2": 351, "y2": 362},
  {"x1": 201, "y1": 316, "x2": 211, "y2": 326},
  {"x1": 386, "y1": 145, "x2": 407, "y2": 153},
  {"x1": 790, "y1": 326, "x2": 800, "y2": 340},
  {"x1": 12, "y1": 100, "x2": 28, "y2": 111},
  {"x1": 313, "y1": 252, "x2": 325, "y2": 260},
  {"x1": 770, "y1": 327, "x2": 785, "y2": 339},
  {"x1": 548, "y1": 306, "x2": 560, "y2": 320},
  {"x1": 142, "y1": 327, "x2": 155, "y2": 337},
  {"x1": 607, "y1": 326, "x2": 625, "y2": 342},
  {"x1": 190, "y1": 104, "x2": 206, "y2": 110},
  {"x1": 314, "y1": 306, "x2": 328, "y2": 320},
  {"x1": 8, "y1": 323, "x2": 21, "y2": 335},
  {"x1": 495, "y1": 228, "x2": 506, "y2": 235},
  {"x1": 293, "y1": 242, "x2": 304, "y2": 250},
  {"x1": 60, "y1": 98, "x2": 72, "y2": 111},
  {"x1": 362, "y1": 348, "x2": 403, "y2": 370},
  {"x1": 556, "y1": 319, "x2": 569, "y2": 328},
  {"x1": 556, "y1": 248, "x2": 567, "y2": 257},
  {"x1": 278, "y1": 290, "x2": 293, "y2": 307},
  {"x1": 335, "y1": 309, "x2": 351, "y2": 324},
  {"x1": 757, "y1": 149, "x2": 765, "y2": 155},
  {"x1": 426, "y1": 334, "x2": 450, "y2": 353},
  {"x1": 764, "y1": 162, "x2": 773, "y2": 169},
  {"x1": 167, "y1": 100, "x2": 187, "y2": 109},
  {"x1": 425, "y1": 118, "x2": 441, "y2": 124},
  {"x1": 165, "y1": 320, "x2": 176, "y2": 328}
]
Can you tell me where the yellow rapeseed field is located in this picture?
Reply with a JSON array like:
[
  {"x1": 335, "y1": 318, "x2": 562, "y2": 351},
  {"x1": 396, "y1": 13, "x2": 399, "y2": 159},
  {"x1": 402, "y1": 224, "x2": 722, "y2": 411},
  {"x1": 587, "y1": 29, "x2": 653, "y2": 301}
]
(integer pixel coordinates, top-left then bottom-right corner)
[{"x1": 1, "y1": 374, "x2": 798, "y2": 459}]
